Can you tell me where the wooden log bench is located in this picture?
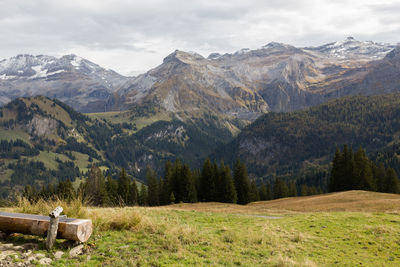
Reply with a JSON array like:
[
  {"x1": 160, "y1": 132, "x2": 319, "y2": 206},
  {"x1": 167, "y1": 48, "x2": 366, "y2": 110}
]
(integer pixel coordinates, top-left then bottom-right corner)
[{"x1": 0, "y1": 208, "x2": 92, "y2": 249}]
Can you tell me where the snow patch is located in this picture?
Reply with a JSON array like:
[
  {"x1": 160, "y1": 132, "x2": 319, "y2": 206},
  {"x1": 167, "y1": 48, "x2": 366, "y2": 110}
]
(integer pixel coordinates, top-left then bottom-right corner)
[
  {"x1": 0, "y1": 74, "x2": 16, "y2": 80},
  {"x1": 70, "y1": 56, "x2": 82, "y2": 67}
]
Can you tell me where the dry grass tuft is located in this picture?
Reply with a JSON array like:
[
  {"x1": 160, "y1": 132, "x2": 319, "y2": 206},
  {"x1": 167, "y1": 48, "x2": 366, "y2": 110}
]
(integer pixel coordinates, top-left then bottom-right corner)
[
  {"x1": 15, "y1": 196, "x2": 88, "y2": 218},
  {"x1": 269, "y1": 255, "x2": 297, "y2": 267},
  {"x1": 88, "y1": 208, "x2": 142, "y2": 232}
]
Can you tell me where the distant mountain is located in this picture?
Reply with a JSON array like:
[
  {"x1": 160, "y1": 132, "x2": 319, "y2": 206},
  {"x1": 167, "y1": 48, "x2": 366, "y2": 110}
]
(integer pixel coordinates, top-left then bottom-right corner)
[
  {"x1": 114, "y1": 37, "x2": 398, "y2": 123},
  {"x1": 213, "y1": 93, "x2": 400, "y2": 180},
  {"x1": 0, "y1": 38, "x2": 399, "y2": 124},
  {"x1": 0, "y1": 54, "x2": 129, "y2": 112},
  {"x1": 304, "y1": 36, "x2": 396, "y2": 60}
]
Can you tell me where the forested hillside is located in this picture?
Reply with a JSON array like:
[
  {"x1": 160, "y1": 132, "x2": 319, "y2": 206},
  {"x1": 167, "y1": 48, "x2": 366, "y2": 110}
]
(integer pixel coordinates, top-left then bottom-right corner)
[
  {"x1": 214, "y1": 93, "x2": 400, "y2": 182},
  {"x1": 0, "y1": 96, "x2": 235, "y2": 197}
]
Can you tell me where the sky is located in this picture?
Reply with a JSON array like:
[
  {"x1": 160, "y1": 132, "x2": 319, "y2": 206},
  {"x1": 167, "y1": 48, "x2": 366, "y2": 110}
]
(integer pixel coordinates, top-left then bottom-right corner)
[{"x1": 0, "y1": 0, "x2": 399, "y2": 76}]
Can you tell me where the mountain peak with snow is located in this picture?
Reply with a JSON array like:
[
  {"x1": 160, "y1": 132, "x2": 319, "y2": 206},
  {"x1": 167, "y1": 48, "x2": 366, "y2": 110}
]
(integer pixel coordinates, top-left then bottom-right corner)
[{"x1": 305, "y1": 37, "x2": 396, "y2": 60}]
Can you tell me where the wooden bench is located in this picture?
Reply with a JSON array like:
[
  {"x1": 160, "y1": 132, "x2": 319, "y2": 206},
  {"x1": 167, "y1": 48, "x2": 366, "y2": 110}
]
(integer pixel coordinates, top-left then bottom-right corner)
[{"x1": 0, "y1": 209, "x2": 92, "y2": 249}]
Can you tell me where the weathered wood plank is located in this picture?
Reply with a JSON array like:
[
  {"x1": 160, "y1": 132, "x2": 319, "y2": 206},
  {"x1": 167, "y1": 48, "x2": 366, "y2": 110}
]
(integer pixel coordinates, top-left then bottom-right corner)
[
  {"x1": 0, "y1": 212, "x2": 92, "y2": 242},
  {"x1": 46, "y1": 206, "x2": 63, "y2": 250}
]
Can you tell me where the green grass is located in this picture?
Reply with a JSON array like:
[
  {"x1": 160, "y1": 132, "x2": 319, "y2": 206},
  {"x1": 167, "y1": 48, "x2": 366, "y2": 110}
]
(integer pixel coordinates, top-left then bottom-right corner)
[
  {"x1": 2, "y1": 192, "x2": 400, "y2": 266},
  {"x1": 87, "y1": 111, "x2": 172, "y2": 132},
  {"x1": 28, "y1": 151, "x2": 70, "y2": 170},
  {"x1": 54, "y1": 209, "x2": 400, "y2": 266},
  {"x1": 3, "y1": 208, "x2": 399, "y2": 266},
  {"x1": 0, "y1": 129, "x2": 32, "y2": 144}
]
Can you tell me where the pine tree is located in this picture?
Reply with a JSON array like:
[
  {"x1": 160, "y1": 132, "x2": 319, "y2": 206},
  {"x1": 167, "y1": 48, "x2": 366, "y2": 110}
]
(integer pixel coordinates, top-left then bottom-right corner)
[
  {"x1": 273, "y1": 178, "x2": 289, "y2": 199},
  {"x1": 353, "y1": 147, "x2": 375, "y2": 191},
  {"x1": 384, "y1": 168, "x2": 400, "y2": 194},
  {"x1": 233, "y1": 160, "x2": 251, "y2": 204},
  {"x1": 147, "y1": 166, "x2": 159, "y2": 206},
  {"x1": 138, "y1": 184, "x2": 148, "y2": 206},
  {"x1": 57, "y1": 179, "x2": 75, "y2": 201},
  {"x1": 301, "y1": 184, "x2": 310, "y2": 196},
  {"x1": 84, "y1": 166, "x2": 108, "y2": 206},
  {"x1": 105, "y1": 175, "x2": 118, "y2": 205},
  {"x1": 199, "y1": 158, "x2": 216, "y2": 202},
  {"x1": 171, "y1": 159, "x2": 183, "y2": 202},
  {"x1": 249, "y1": 180, "x2": 260, "y2": 202},
  {"x1": 258, "y1": 183, "x2": 268, "y2": 201},
  {"x1": 218, "y1": 163, "x2": 237, "y2": 203},
  {"x1": 342, "y1": 145, "x2": 355, "y2": 190},
  {"x1": 288, "y1": 181, "x2": 297, "y2": 197},
  {"x1": 128, "y1": 180, "x2": 139, "y2": 205},
  {"x1": 266, "y1": 184, "x2": 273, "y2": 200},
  {"x1": 170, "y1": 192, "x2": 176, "y2": 204},
  {"x1": 374, "y1": 163, "x2": 387, "y2": 192},
  {"x1": 118, "y1": 168, "x2": 130, "y2": 206},
  {"x1": 160, "y1": 161, "x2": 173, "y2": 205},
  {"x1": 329, "y1": 147, "x2": 342, "y2": 192}
]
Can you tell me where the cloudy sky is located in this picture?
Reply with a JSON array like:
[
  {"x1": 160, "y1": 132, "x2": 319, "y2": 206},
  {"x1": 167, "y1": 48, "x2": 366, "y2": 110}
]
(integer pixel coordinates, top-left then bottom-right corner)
[{"x1": 1, "y1": 0, "x2": 399, "y2": 76}]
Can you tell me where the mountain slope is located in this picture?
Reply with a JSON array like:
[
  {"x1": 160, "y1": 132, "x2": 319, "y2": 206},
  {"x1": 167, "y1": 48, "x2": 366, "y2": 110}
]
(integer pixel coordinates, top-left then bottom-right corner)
[
  {"x1": 115, "y1": 37, "x2": 398, "y2": 122},
  {"x1": 0, "y1": 96, "x2": 235, "y2": 196},
  {"x1": 0, "y1": 54, "x2": 129, "y2": 112},
  {"x1": 213, "y1": 93, "x2": 400, "y2": 179}
]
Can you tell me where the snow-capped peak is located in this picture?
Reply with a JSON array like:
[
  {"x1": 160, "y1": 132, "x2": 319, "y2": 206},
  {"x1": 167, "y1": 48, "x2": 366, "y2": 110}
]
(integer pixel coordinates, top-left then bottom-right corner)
[
  {"x1": 305, "y1": 37, "x2": 396, "y2": 59},
  {"x1": 262, "y1": 42, "x2": 292, "y2": 50}
]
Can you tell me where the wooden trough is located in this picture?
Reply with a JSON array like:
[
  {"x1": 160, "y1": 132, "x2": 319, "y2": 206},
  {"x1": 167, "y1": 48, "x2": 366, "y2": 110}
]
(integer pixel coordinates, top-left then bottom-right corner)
[{"x1": 0, "y1": 211, "x2": 92, "y2": 243}]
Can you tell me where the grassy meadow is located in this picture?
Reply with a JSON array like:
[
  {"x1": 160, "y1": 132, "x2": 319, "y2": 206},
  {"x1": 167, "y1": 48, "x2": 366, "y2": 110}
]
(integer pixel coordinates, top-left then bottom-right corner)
[{"x1": 1, "y1": 191, "x2": 400, "y2": 266}]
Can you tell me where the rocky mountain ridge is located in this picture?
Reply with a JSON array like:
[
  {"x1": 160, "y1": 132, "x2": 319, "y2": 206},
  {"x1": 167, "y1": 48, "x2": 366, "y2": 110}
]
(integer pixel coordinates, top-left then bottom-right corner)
[
  {"x1": 0, "y1": 38, "x2": 399, "y2": 120},
  {"x1": 0, "y1": 54, "x2": 129, "y2": 112},
  {"x1": 115, "y1": 37, "x2": 399, "y2": 121}
]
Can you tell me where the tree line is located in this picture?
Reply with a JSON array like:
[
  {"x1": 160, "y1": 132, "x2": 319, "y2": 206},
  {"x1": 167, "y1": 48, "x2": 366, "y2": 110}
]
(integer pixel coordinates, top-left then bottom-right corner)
[
  {"x1": 23, "y1": 159, "x2": 323, "y2": 206},
  {"x1": 329, "y1": 145, "x2": 400, "y2": 193}
]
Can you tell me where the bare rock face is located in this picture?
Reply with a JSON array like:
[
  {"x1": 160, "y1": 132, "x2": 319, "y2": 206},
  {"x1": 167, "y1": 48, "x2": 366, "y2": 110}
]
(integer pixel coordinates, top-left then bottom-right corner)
[{"x1": 26, "y1": 115, "x2": 58, "y2": 137}]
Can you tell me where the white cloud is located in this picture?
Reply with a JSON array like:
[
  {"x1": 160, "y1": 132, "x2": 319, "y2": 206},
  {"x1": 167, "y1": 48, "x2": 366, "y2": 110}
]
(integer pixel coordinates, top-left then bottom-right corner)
[{"x1": 0, "y1": 0, "x2": 399, "y2": 75}]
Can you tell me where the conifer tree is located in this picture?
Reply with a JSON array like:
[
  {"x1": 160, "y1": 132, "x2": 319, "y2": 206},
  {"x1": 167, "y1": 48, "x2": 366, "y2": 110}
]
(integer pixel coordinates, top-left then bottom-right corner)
[
  {"x1": 273, "y1": 178, "x2": 289, "y2": 199},
  {"x1": 266, "y1": 183, "x2": 273, "y2": 200},
  {"x1": 384, "y1": 168, "x2": 400, "y2": 194},
  {"x1": 160, "y1": 161, "x2": 173, "y2": 205},
  {"x1": 288, "y1": 181, "x2": 297, "y2": 197},
  {"x1": 199, "y1": 158, "x2": 216, "y2": 202},
  {"x1": 233, "y1": 160, "x2": 251, "y2": 204},
  {"x1": 373, "y1": 163, "x2": 387, "y2": 192},
  {"x1": 128, "y1": 180, "x2": 139, "y2": 205},
  {"x1": 329, "y1": 147, "x2": 342, "y2": 192},
  {"x1": 249, "y1": 180, "x2": 259, "y2": 202},
  {"x1": 84, "y1": 166, "x2": 108, "y2": 206},
  {"x1": 118, "y1": 168, "x2": 130, "y2": 205},
  {"x1": 147, "y1": 166, "x2": 159, "y2": 206},
  {"x1": 138, "y1": 184, "x2": 148, "y2": 206},
  {"x1": 105, "y1": 175, "x2": 118, "y2": 205},
  {"x1": 353, "y1": 147, "x2": 375, "y2": 191},
  {"x1": 218, "y1": 163, "x2": 237, "y2": 203},
  {"x1": 301, "y1": 184, "x2": 310, "y2": 196},
  {"x1": 171, "y1": 159, "x2": 183, "y2": 202},
  {"x1": 57, "y1": 179, "x2": 75, "y2": 201},
  {"x1": 181, "y1": 164, "x2": 197, "y2": 203},
  {"x1": 258, "y1": 183, "x2": 268, "y2": 201}
]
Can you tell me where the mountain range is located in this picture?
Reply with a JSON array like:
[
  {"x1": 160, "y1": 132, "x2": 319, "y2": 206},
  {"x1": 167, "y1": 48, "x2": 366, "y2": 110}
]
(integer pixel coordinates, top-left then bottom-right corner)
[
  {"x1": 1, "y1": 37, "x2": 400, "y2": 193},
  {"x1": 1, "y1": 37, "x2": 399, "y2": 122},
  {"x1": 0, "y1": 54, "x2": 128, "y2": 112}
]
